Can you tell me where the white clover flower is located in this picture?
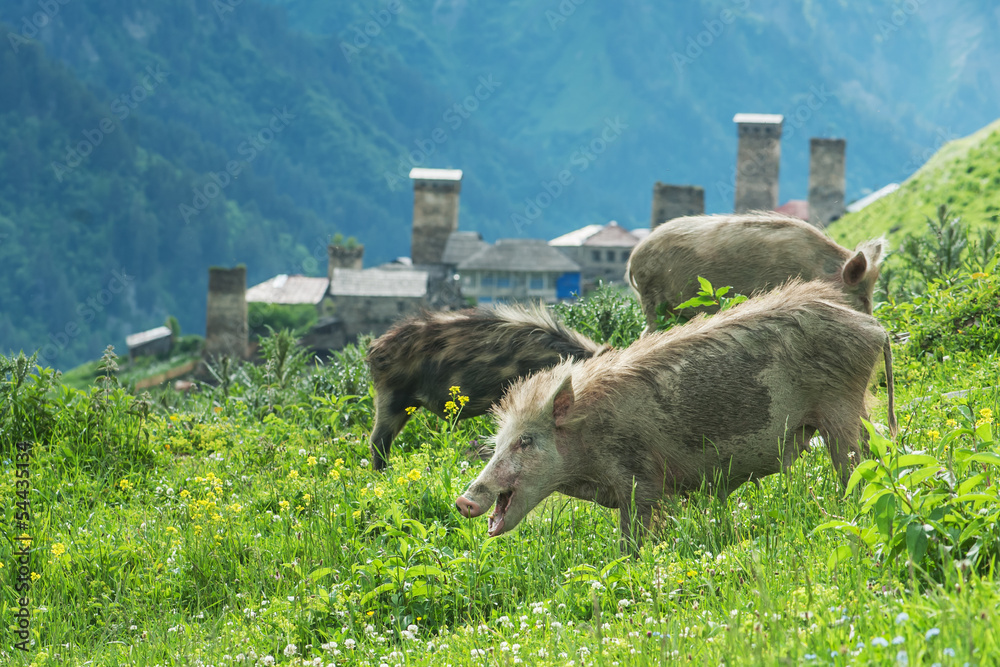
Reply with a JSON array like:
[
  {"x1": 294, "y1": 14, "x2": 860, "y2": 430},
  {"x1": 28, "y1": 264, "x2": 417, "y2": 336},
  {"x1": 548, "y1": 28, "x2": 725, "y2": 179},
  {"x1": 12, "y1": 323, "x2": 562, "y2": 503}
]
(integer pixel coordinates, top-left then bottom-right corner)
[
  {"x1": 283, "y1": 644, "x2": 297, "y2": 657},
  {"x1": 344, "y1": 639, "x2": 356, "y2": 650},
  {"x1": 260, "y1": 657, "x2": 275, "y2": 666}
]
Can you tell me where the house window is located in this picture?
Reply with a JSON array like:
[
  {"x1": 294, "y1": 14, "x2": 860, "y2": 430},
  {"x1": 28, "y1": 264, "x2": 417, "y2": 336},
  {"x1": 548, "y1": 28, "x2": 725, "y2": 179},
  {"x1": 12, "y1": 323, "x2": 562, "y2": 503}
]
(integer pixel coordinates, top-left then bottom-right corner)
[
  {"x1": 592, "y1": 250, "x2": 601, "y2": 262},
  {"x1": 462, "y1": 274, "x2": 474, "y2": 287},
  {"x1": 606, "y1": 249, "x2": 615, "y2": 262},
  {"x1": 512, "y1": 273, "x2": 525, "y2": 287},
  {"x1": 496, "y1": 275, "x2": 511, "y2": 289},
  {"x1": 529, "y1": 274, "x2": 544, "y2": 290},
  {"x1": 622, "y1": 250, "x2": 631, "y2": 262},
  {"x1": 481, "y1": 273, "x2": 494, "y2": 288}
]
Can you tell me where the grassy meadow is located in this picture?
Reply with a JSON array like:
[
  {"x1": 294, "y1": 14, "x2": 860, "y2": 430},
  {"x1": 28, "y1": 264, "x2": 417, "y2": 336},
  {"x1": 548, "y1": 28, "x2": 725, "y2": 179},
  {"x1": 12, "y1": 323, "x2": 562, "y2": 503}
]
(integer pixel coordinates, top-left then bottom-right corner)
[{"x1": 4, "y1": 235, "x2": 1000, "y2": 666}]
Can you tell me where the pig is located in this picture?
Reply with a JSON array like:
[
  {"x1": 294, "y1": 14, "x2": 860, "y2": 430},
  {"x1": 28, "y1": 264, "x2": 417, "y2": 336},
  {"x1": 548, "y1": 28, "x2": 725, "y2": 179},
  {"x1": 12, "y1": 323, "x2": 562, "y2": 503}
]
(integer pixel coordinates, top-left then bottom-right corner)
[
  {"x1": 456, "y1": 280, "x2": 897, "y2": 551},
  {"x1": 366, "y1": 303, "x2": 608, "y2": 471},
  {"x1": 625, "y1": 212, "x2": 888, "y2": 333}
]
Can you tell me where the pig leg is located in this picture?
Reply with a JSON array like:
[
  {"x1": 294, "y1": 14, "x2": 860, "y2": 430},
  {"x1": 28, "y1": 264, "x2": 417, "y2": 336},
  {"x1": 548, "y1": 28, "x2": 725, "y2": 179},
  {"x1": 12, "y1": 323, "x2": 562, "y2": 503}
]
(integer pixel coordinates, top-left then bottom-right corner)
[
  {"x1": 819, "y1": 417, "x2": 863, "y2": 489},
  {"x1": 619, "y1": 502, "x2": 654, "y2": 556},
  {"x1": 369, "y1": 389, "x2": 414, "y2": 472}
]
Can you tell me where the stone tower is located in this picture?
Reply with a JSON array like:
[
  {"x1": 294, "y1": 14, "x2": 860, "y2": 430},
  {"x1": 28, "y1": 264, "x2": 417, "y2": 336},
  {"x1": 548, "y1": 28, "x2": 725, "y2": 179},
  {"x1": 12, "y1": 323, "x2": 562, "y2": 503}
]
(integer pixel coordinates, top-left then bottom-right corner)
[
  {"x1": 651, "y1": 183, "x2": 705, "y2": 228},
  {"x1": 808, "y1": 138, "x2": 847, "y2": 227},
  {"x1": 409, "y1": 168, "x2": 462, "y2": 265},
  {"x1": 327, "y1": 243, "x2": 364, "y2": 280},
  {"x1": 733, "y1": 113, "x2": 783, "y2": 213},
  {"x1": 204, "y1": 266, "x2": 248, "y2": 360}
]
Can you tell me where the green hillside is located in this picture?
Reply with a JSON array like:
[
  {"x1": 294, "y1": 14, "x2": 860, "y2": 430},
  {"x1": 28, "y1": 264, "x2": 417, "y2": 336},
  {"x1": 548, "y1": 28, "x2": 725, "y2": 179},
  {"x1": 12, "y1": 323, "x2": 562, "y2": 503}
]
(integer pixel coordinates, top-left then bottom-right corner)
[{"x1": 830, "y1": 118, "x2": 1000, "y2": 248}]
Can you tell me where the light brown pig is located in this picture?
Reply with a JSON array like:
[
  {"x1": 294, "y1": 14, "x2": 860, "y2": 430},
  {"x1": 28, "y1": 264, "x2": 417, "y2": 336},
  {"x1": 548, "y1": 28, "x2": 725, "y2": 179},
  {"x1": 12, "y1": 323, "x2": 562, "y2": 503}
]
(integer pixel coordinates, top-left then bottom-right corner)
[
  {"x1": 456, "y1": 280, "x2": 897, "y2": 551},
  {"x1": 366, "y1": 304, "x2": 607, "y2": 471},
  {"x1": 626, "y1": 213, "x2": 887, "y2": 333}
]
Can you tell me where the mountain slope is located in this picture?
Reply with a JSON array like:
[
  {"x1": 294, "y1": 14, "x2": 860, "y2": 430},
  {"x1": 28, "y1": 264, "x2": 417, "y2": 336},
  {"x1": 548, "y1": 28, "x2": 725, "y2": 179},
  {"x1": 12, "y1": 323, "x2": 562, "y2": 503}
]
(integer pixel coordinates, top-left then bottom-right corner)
[{"x1": 828, "y1": 118, "x2": 1000, "y2": 248}]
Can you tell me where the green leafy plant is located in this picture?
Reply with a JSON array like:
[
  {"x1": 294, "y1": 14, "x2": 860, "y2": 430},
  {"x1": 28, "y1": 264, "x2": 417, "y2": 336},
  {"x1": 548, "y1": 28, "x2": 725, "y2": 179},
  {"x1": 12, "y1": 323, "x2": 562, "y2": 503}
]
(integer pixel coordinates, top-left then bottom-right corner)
[
  {"x1": 655, "y1": 277, "x2": 748, "y2": 330},
  {"x1": 818, "y1": 416, "x2": 1000, "y2": 581}
]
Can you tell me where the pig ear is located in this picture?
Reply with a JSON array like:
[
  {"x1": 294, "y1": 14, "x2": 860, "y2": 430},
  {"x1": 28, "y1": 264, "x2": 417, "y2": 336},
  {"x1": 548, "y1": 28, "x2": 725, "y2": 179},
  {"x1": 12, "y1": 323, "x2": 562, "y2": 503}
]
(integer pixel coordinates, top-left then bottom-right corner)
[
  {"x1": 855, "y1": 237, "x2": 888, "y2": 267},
  {"x1": 842, "y1": 250, "x2": 868, "y2": 287},
  {"x1": 550, "y1": 371, "x2": 575, "y2": 427}
]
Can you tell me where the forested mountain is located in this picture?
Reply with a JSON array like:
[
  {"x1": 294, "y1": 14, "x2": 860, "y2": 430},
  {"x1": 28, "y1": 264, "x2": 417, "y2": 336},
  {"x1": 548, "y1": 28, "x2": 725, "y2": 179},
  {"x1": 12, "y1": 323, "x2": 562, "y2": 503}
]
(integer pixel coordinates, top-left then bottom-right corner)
[{"x1": 1, "y1": 0, "x2": 998, "y2": 368}]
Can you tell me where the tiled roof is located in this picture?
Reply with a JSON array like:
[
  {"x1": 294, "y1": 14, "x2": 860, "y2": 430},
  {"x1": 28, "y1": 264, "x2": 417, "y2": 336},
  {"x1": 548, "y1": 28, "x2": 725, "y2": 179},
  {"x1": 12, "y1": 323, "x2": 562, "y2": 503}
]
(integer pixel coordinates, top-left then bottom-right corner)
[
  {"x1": 550, "y1": 221, "x2": 640, "y2": 248},
  {"x1": 776, "y1": 200, "x2": 810, "y2": 221},
  {"x1": 126, "y1": 326, "x2": 172, "y2": 348},
  {"x1": 458, "y1": 239, "x2": 580, "y2": 272},
  {"x1": 441, "y1": 231, "x2": 487, "y2": 266},
  {"x1": 246, "y1": 275, "x2": 330, "y2": 305},
  {"x1": 330, "y1": 268, "x2": 428, "y2": 298}
]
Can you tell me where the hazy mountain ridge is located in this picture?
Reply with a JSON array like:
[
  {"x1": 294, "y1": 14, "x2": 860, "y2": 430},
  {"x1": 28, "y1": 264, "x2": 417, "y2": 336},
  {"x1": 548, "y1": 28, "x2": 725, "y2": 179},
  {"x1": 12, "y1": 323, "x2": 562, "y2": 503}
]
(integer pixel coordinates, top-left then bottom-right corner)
[{"x1": 1, "y1": 0, "x2": 998, "y2": 368}]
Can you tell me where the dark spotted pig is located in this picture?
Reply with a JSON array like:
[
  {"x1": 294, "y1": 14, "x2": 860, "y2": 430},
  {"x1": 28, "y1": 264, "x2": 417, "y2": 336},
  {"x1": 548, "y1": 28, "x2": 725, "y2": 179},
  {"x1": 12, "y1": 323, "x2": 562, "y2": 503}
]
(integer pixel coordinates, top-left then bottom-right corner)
[
  {"x1": 626, "y1": 212, "x2": 887, "y2": 333},
  {"x1": 456, "y1": 280, "x2": 897, "y2": 550},
  {"x1": 366, "y1": 304, "x2": 607, "y2": 471}
]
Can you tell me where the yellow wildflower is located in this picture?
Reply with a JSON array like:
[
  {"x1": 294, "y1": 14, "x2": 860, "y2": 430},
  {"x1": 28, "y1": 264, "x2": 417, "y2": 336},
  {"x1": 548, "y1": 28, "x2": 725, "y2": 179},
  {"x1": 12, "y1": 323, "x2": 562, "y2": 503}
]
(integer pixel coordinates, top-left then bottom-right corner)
[
  {"x1": 458, "y1": 395, "x2": 470, "y2": 406},
  {"x1": 307, "y1": 456, "x2": 318, "y2": 467},
  {"x1": 296, "y1": 505, "x2": 305, "y2": 512},
  {"x1": 971, "y1": 272, "x2": 987, "y2": 279},
  {"x1": 687, "y1": 570, "x2": 697, "y2": 578},
  {"x1": 405, "y1": 406, "x2": 418, "y2": 415},
  {"x1": 166, "y1": 526, "x2": 179, "y2": 534},
  {"x1": 278, "y1": 500, "x2": 291, "y2": 511},
  {"x1": 193, "y1": 525, "x2": 203, "y2": 535},
  {"x1": 334, "y1": 458, "x2": 344, "y2": 468},
  {"x1": 30, "y1": 572, "x2": 40, "y2": 581},
  {"x1": 180, "y1": 489, "x2": 190, "y2": 498},
  {"x1": 449, "y1": 385, "x2": 461, "y2": 394},
  {"x1": 302, "y1": 494, "x2": 312, "y2": 505},
  {"x1": 228, "y1": 503, "x2": 242, "y2": 513},
  {"x1": 288, "y1": 469, "x2": 299, "y2": 480},
  {"x1": 946, "y1": 419, "x2": 958, "y2": 428},
  {"x1": 444, "y1": 400, "x2": 457, "y2": 413},
  {"x1": 329, "y1": 469, "x2": 341, "y2": 481},
  {"x1": 352, "y1": 510, "x2": 361, "y2": 519},
  {"x1": 212, "y1": 513, "x2": 223, "y2": 523},
  {"x1": 407, "y1": 469, "x2": 422, "y2": 482},
  {"x1": 397, "y1": 476, "x2": 408, "y2": 486},
  {"x1": 927, "y1": 430, "x2": 940, "y2": 441},
  {"x1": 119, "y1": 478, "x2": 133, "y2": 491},
  {"x1": 374, "y1": 485, "x2": 385, "y2": 499},
  {"x1": 980, "y1": 408, "x2": 993, "y2": 421},
  {"x1": 367, "y1": 610, "x2": 375, "y2": 616},
  {"x1": 51, "y1": 543, "x2": 66, "y2": 557},
  {"x1": 170, "y1": 415, "x2": 180, "y2": 422}
]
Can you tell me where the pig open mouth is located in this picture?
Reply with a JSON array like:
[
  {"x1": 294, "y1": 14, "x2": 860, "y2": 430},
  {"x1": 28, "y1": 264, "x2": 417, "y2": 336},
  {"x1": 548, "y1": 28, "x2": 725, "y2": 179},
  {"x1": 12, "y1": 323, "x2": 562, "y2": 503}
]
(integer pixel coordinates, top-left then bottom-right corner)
[{"x1": 487, "y1": 491, "x2": 514, "y2": 536}]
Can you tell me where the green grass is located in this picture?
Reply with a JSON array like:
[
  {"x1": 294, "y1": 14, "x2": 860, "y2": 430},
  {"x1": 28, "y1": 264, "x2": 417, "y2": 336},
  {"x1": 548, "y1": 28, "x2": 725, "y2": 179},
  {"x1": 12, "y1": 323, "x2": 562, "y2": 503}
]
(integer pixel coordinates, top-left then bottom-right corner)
[
  {"x1": 830, "y1": 118, "x2": 1000, "y2": 248},
  {"x1": 4, "y1": 280, "x2": 1000, "y2": 666}
]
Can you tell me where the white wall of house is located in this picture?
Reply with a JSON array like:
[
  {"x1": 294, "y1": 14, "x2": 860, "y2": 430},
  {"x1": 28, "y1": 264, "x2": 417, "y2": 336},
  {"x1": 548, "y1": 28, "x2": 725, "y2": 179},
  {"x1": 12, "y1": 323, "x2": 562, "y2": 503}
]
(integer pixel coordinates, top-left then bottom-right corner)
[{"x1": 460, "y1": 270, "x2": 560, "y2": 303}]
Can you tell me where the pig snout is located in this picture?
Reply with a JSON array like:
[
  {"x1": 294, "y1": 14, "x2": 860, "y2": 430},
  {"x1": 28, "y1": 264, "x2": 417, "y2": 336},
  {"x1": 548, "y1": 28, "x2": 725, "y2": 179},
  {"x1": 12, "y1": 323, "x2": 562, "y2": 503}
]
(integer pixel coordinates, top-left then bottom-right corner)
[{"x1": 455, "y1": 495, "x2": 485, "y2": 517}]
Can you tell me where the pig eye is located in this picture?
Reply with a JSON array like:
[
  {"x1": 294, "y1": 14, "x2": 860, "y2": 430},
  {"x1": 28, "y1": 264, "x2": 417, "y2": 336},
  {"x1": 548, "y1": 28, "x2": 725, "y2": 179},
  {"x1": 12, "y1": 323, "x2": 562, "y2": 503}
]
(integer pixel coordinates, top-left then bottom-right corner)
[{"x1": 518, "y1": 435, "x2": 534, "y2": 449}]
